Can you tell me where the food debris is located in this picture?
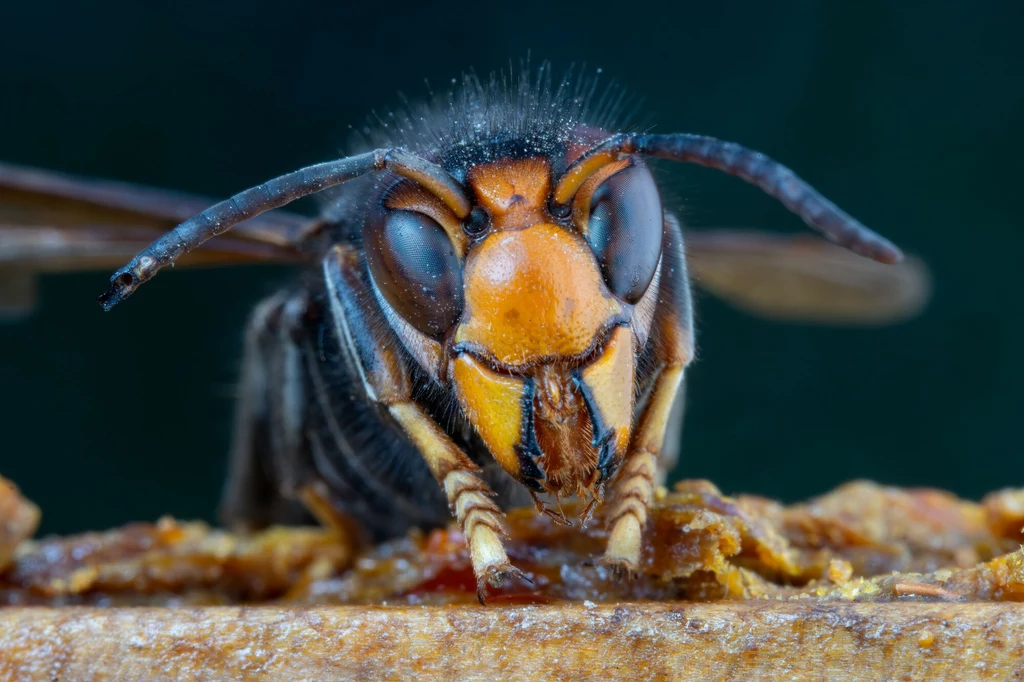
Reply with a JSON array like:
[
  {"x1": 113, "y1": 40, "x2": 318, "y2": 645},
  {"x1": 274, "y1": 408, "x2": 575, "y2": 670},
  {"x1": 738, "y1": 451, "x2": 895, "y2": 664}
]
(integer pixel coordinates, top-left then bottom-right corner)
[
  {"x1": 1, "y1": 475, "x2": 1022, "y2": 606},
  {"x1": 0, "y1": 477, "x2": 39, "y2": 574}
]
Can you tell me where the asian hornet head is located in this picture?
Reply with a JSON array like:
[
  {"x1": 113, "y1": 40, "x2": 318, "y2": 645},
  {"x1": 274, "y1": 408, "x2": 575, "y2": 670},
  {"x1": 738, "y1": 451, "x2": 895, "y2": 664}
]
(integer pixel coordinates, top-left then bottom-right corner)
[{"x1": 363, "y1": 146, "x2": 664, "y2": 513}]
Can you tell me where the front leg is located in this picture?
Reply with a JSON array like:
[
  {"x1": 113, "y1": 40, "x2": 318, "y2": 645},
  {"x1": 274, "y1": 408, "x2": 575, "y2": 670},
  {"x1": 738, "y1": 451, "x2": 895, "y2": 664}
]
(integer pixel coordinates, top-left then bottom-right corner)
[
  {"x1": 322, "y1": 245, "x2": 521, "y2": 601},
  {"x1": 389, "y1": 403, "x2": 527, "y2": 600},
  {"x1": 602, "y1": 366, "x2": 686, "y2": 574},
  {"x1": 603, "y1": 215, "x2": 694, "y2": 573}
]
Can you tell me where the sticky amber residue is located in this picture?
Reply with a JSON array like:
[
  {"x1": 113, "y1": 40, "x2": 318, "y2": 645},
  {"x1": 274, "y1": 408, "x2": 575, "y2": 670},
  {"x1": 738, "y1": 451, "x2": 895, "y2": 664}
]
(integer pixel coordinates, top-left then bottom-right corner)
[
  {"x1": 827, "y1": 558, "x2": 854, "y2": 585},
  {"x1": 457, "y1": 223, "x2": 621, "y2": 367},
  {"x1": 0, "y1": 477, "x2": 39, "y2": 573},
  {"x1": 452, "y1": 354, "x2": 528, "y2": 479}
]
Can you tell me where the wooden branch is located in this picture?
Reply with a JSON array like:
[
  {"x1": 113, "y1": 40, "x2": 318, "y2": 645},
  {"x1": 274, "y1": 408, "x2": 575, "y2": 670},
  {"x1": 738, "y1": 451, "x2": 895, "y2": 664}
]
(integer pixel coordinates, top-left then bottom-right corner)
[{"x1": 2, "y1": 603, "x2": 1024, "y2": 681}]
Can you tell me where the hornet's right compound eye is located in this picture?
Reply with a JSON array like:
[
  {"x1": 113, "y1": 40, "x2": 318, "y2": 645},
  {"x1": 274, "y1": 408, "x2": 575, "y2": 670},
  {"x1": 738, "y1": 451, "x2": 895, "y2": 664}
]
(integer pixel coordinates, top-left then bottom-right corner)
[{"x1": 583, "y1": 163, "x2": 664, "y2": 304}]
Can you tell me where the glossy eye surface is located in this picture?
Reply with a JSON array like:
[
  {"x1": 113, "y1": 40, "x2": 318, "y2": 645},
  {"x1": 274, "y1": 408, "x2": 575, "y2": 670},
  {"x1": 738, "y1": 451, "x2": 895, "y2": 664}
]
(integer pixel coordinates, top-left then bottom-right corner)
[
  {"x1": 585, "y1": 163, "x2": 664, "y2": 304},
  {"x1": 364, "y1": 209, "x2": 463, "y2": 337}
]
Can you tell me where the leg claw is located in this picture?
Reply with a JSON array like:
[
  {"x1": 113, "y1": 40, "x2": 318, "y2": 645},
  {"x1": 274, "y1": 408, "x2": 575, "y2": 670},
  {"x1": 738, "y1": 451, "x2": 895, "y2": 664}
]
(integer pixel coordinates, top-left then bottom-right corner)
[
  {"x1": 476, "y1": 563, "x2": 531, "y2": 604},
  {"x1": 599, "y1": 557, "x2": 639, "y2": 581}
]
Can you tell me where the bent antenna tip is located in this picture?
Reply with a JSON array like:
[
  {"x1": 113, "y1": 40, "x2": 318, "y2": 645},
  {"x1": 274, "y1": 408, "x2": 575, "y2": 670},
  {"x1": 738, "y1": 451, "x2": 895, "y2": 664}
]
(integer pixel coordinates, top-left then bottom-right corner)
[{"x1": 97, "y1": 271, "x2": 138, "y2": 311}]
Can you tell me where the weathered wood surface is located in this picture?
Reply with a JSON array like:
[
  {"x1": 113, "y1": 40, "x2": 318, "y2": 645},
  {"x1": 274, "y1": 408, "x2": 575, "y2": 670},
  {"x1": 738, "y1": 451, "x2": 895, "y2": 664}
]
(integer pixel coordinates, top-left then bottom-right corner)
[{"x1": 1, "y1": 603, "x2": 1023, "y2": 681}]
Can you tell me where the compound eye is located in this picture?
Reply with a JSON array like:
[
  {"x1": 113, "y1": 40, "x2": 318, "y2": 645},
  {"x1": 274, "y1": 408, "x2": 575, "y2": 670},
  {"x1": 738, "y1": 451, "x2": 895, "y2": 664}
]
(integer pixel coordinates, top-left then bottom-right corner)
[
  {"x1": 364, "y1": 209, "x2": 463, "y2": 337},
  {"x1": 585, "y1": 163, "x2": 664, "y2": 304}
]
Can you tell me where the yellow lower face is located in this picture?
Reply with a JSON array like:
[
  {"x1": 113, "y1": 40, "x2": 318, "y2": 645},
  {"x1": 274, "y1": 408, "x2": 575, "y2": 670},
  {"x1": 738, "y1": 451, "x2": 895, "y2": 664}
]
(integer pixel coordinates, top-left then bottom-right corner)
[
  {"x1": 576, "y1": 326, "x2": 635, "y2": 476},
  {"x1": 452, "y1": 353, "x2": 538, "y2": 485},
  {"x1": 454, "y1": 223, "x2": 622, "y2": 369},
  {"x1": 452, "y1": 326, "x2": 636, "y2": 499}
]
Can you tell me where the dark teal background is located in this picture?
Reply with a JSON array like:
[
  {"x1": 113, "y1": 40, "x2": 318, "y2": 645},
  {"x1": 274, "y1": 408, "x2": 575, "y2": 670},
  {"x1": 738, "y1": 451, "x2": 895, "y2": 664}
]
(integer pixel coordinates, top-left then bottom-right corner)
[{"x1": 2, "y1": 1, "x2": 1021, "y2": 534}]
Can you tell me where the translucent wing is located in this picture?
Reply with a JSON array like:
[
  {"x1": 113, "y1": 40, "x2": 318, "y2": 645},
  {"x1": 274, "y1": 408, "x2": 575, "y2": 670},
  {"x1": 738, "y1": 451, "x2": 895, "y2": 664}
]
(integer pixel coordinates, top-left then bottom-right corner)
[
  {"x1": 0, "y1": 162, "x2": 313, "y2": 315},
  {"x1": 684, "y1": 229, "x2": 930, "y2": 325}
]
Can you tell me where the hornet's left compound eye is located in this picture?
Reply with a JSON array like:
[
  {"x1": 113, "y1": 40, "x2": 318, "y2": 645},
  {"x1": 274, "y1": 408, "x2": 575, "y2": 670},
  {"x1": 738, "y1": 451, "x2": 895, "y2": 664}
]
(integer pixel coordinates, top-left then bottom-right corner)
[
  {"x1": 583, "y1": 163, "x2": 664, "y2": 304},
  {"x1": 364, "y1": 208, "x2": 464, "y2": 338}
]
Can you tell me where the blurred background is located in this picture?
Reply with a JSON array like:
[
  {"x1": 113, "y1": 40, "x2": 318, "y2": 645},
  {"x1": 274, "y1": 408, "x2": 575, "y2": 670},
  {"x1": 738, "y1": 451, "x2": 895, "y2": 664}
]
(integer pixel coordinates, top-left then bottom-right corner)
[{"x1": 1, "y1": 0, "x2": 1021, "y2": 534}]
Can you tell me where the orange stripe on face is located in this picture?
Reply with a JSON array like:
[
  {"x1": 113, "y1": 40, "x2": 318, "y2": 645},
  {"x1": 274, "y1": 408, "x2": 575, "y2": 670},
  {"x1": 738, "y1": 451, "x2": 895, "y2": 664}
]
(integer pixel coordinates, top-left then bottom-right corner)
[
  {"x1": 455, "y1": 223, "x2": 622, "y2": 368},
  {"x1": 452, "y1": 353, "x2": 531, "y2": 482},
  {"x1": 466, "y1": 157, "x2": 551, "y2": 232},
  {"x1": 552, "y1": 147, "x2": 621, "y2": 206},
  {"x1": 571, "y1": 159, "x2": 630, "y2": 234}
]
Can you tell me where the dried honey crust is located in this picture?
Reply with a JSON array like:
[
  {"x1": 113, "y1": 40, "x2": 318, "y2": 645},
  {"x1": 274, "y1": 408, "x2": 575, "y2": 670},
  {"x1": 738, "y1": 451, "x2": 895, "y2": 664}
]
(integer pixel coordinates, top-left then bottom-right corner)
[{"x1": 1, "y1": 475, "x2": 1021, "y2": 606}]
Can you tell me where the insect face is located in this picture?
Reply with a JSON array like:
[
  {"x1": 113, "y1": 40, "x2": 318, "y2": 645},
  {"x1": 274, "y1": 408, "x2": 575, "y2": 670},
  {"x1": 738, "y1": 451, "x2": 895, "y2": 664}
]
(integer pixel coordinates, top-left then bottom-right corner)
[{"x1": 365, "y1": 151, "x2": 662, "y2": 506}]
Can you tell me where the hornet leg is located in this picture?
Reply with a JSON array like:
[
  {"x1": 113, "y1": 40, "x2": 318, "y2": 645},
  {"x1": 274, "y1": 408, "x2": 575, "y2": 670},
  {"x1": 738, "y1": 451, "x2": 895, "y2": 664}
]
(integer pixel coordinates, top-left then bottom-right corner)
[
  {"x1": 322, "y1": 244, "x2": 523, "y2": 601},
  {"x1": 219, "y1": 290, "x2": 315, "y2": 531},
  {"x1": 603, "y1": 215, "x2": 694, "y2": 574}
]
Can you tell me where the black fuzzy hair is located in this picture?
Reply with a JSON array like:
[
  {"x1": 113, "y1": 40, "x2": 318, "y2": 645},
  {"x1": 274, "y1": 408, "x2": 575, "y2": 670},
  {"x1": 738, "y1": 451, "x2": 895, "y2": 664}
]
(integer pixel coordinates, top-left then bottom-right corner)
[
  {"x1": 318, "y1": 62, "x2": 639, "y2": 228},
  {"x1": 352, "y1": 62, "x2": 638, "y2": 173}
]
